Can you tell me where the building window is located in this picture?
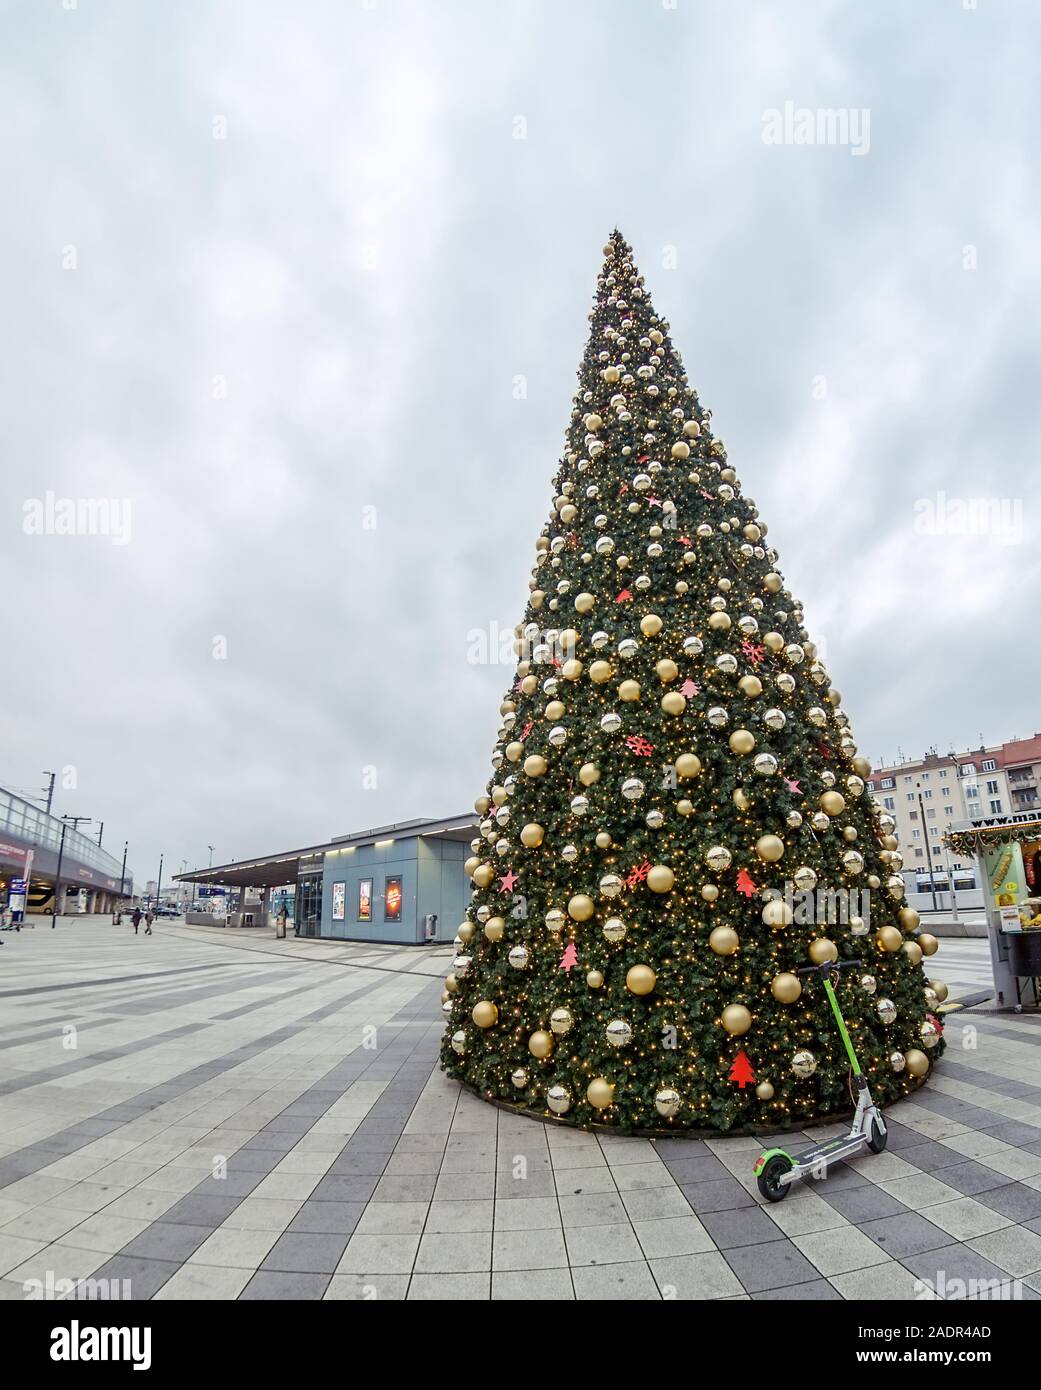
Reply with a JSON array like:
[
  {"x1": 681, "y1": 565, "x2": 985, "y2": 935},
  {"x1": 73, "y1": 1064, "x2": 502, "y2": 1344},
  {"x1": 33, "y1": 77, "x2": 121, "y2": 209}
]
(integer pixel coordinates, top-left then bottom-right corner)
[
  {"x1": 904, "y1": 775, "x2": 913, "y2": 784},
  {"x1": 384, "y1": 875, "x2": 403, "y2": 922},
  {"x1": 866, "y1": 781, "x2": 875, "y2": 792},
  {"x1": 989, "y1": 799, "x2": 1002, "y2": 814},
  {"x1": 922, "y1": 789, "x2": 933, "y2": 799},
  {"x1": 960, "y1": 763, "x2": 976, "y2": 777},
  {"x1": 942, "y1": 786, "x2": 950, "y2": 797},
  {"x1": 907, "y1": 793, "x2": 915, "y2": 802},
  {"x1": 939, "y1": 769, "x2": 948, "y2": 778},
  {"x1": 883, "y1": 796, "x2": 895, "y2": 810},
  {"x1": 919, "y1": 772, "x2": 930, "y2": 782},
  {"x1": 926, "y1": 808, "x2": 936, "y2": 819},
  {"x1": 986, "y1": 779, "x2": 999, "y2": 795},
  {"x1": 912, "y1": 829, "x2": 922, "y2": 839},
  {"x1": 982, "y1": 759, "x2": 996, "y2": 772},
  {"x1": 880, "y1": 777, "x2": 894, "y2": 789},
  {"x1": 945, "y1": 805, "x2": 953, "y2": 815},
  {"x1": 964, "y1": 785, "x2": 978, "y2": 800},
  {"x1": 915, "y1": 848, "x2": 924, "y2": 858},
  {"x1": 909, "y1": 811, "x2": 918, "y2": 822}
]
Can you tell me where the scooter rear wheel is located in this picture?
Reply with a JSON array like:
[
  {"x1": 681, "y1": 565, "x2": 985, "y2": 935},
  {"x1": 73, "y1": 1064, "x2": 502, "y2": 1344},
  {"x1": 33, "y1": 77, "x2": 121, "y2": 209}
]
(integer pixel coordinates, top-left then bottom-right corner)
[
  {"x1": 867, "y1": 1116, "x2": 888, "y2": 1154},
  {"x1": 756, "y1": 1153, "x2": 794, "y2": 1202}
]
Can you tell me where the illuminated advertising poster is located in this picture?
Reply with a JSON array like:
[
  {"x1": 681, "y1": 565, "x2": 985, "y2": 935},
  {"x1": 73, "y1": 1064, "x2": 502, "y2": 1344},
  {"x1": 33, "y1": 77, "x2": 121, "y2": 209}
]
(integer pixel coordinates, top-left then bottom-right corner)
[
  {"x1": 983, "y1": 840, "x2": 1025, "y2": 931},
  {"x1": 331, "y1": 882, "x2": 345, "y2": 921},
  {"x1": 384, "y1": 875, "x2": 402, "y2": 922},
  {"x1": 358, "y1": 879, "x2": 372, "y2": 922}
]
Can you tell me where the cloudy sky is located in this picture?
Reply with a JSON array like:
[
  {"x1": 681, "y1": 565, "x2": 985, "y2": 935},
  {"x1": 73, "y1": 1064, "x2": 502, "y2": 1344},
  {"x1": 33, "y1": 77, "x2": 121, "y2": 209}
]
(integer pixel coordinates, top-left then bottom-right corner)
[{"x1": 2, "y1": 0, "x2": 1038, "y2": 888}]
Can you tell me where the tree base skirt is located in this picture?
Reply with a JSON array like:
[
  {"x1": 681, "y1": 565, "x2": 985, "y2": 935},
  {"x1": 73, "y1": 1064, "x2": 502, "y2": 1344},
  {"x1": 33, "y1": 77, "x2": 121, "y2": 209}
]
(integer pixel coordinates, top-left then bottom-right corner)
[{"x1": 449, "y1": 1069, "x2": 932, "y2": 1140}]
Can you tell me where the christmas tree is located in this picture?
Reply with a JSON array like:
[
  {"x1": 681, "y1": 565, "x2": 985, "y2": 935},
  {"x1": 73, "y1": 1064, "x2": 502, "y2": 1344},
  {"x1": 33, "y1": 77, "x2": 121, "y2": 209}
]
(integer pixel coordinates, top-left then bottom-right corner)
[{"x1": 440, "y1": 231, "x2": 946, "y2": 1133}]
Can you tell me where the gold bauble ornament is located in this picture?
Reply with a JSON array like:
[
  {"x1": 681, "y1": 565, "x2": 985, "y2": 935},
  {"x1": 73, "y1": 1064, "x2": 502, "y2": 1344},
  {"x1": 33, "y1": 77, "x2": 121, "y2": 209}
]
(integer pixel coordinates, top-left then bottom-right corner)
[
  {"x1": 762, "y1": 899, "x2": 793, "y2": 929},
  {"x1": 756, "y1": 1081, "x2": 775, "y2": 1101},
  {"x1": 917, "y1": 933, "x2": 939, "y2": 957},
  {"x1": 677, "y1": 799, "x2": 694, "y2": 815},
  {"x1": 721, "y1": 1004, "x2": 752, "y2": 1036},
  {"x1": 729, "y1": 729, "x2": 756, "y2": 755},
  {"x1": 457, "y1": 922, "x2": 475, "y2": 944},
  {"x1": 755, "y1": 834, "x2": 785, "y2": 863},
  {"x1": 625, "y1": 964, "x2": 657, "y2": 996},
  {"x1": 528, "y1": 1030, "x2": 554, "y2": 1059},
  {"x1": 545, "y1": 699, "x2": 565, "y2": 720},
  {"x1": 656, "y1": 658, "x2": 679, "y2": 682},
  {"x1": 646, "y1": 864, "x2": 675, "y2": 894},
  {"x1": 445, "y1": 972, "x2": 459, "y2": 993},
  {"x1": 898, "y1": 907, "x2": 921, "y2": 932},
  {"x1": 654, "y1": 1087, "x2": 681, "y2": 1117},
  {"x1": 930, "y1": 979, "x2": 948, "y2": 1003},
  {"x1": 574, "y1": 592, "x2": 595, "y2": 614},
  {"x1": 484, "y1": 917, "x2": 505, "y2": 942},
  {"x1": 738, "y1": 675, "x2": 763, "y2": 698},
  {"x1": 474, "y1": 795, "x2": 490, "y2": 816},
  {"x1": 671, "y1": 441, "x2": 690, "y2": 459},
  {"x1": 586, "y1": 969, "x2": 604, "y2": 988},
  {"x1": 587, "y1": 1077, "x2": 615, "y2": 1109},
  {"x1": 505, "y1": 741, "x2": 524, "y2": 762},
  {"x1": 519, "y1": 674, "x2": 538, "y2": 695},
  {"x1": 733, "y1": 788, "x2": 750, "y2": 810},
  {"x1": 764, "y1": 573, "x2": 783, "y2": 593},
  {"x1": 464, "y1": 855, "x2": 480, "y2": 878},
  {"x1": 567, "y1": 894, "x2": 594, "y2": 922},
  {"x1": 820, "y1": 790, "x2": 846, "y2": 817},
  {"x1": 618, "y1": 679, "x2": 641, "y2": 702},
  {"x1": 472, "y1": 863, "x2": 495, "y2": 889},
  {"x1": 809, "y1": 937, "x2": 838, "y2": 965},
  {"x1": 701, "y1": 883, "x2": 719, "y2": 902},
  {"x1": 561, "y1": 659, "x2": 583, "y2": 682},
  {"x1": 595, "y1": 831, "x2": 613, "y2": 849},
  {"x1": 661, "y1": 691, "x2": 686, "y2": 716},
  {"x1": 675, "y1": 753, "x2": 702, "y2": 779},
  {"x1": 579, "y1": 762, "x2": 600, "y2": 786},
  {"x1": 472, "y1": 1001, "x2": 498, "y2": 1028},
  {"x1": 520, "y1": 822, "x2": 545, "y2": 848},
  {"x1": 771, "y1": 972, "x2": 802, "y2": 1003},
  {"x1": 763, "y1": 632, "x2": 785, "y2": 652},
  {"x1": 709, "y1": 925, "x2": 739, "y2": 956},
  {"x1": 604, "y1": 366, "x2": 620, "y2": 384},
  {"x1": 589, "y1": 660, "x2": 613, "y2": 684},
  {"x1": 523, "y1": 754, "x2": 547, "y2": 777},
  {"x1": 708, "y1": 611, "x2": 731, "y2": 631},
  {"x1": 876, "y1": 925, "x2": 903, "y2": 953},
  {"x1": 640, "y1": 613, "x2": 663, "y2": 637},
  {"x1": 904, "y1": 1048, "x2": 929, "y2": 1078},
  {"x1": 902, "y1": 940, "x2": 923, "y2": 966}
]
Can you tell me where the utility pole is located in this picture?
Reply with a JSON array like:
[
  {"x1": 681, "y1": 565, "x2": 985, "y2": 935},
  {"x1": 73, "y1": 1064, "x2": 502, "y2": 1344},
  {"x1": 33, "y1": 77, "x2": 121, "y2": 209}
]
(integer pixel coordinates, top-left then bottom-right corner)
[
  {"x1": 155, "y1": 853, "x2": 164, "y2": 911},
  {"x1": 52, "y1": 815, "x2": 91, "y2": 927},
  {"x1": 96, "y1": 821, "x2": 104, "y2": 848},
  {"x1": 119, "y1": 841, "x2": 128, "y2": 898},
  {"x1": 208, "y1": 845, "x2": 214, "y2": 867},
  {"x1": 41, "y1": 771, "x2": 56, "y2": 815},
  {"x1": 916, "y1": 782, "x2": 939, "y2": 913}
]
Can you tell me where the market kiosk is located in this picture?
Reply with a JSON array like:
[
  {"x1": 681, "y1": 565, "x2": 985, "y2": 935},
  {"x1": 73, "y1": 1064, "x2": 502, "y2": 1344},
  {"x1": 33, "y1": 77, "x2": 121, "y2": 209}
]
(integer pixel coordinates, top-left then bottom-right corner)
[{"x1": 946, "y1": 811, "x2": 1041, "y2": 1010}]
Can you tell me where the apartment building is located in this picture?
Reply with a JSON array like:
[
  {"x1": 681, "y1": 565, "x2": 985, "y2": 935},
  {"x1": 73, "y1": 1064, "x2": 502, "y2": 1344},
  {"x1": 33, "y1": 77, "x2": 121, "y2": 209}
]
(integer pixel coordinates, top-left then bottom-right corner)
[
  {"x1": 867, "y1": 744, "x2": 1011, "y2": 889},
  {"x1": 998, "y1": 734, "x2": 1041, "y2": 814}
]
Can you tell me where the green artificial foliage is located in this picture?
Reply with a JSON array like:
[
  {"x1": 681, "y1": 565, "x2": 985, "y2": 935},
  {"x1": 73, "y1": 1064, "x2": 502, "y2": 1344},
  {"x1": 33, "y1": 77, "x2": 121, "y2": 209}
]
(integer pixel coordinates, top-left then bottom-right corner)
[{"x1": 440, "y1": 231, "x2": 945, "y2": 1133}]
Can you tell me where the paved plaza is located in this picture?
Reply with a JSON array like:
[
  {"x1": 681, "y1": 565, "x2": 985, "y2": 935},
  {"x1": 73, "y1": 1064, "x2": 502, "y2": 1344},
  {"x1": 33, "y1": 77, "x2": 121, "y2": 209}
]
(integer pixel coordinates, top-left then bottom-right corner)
[{"x1": 0, "y1": 920, "x2": 1039, "y2": 1301}]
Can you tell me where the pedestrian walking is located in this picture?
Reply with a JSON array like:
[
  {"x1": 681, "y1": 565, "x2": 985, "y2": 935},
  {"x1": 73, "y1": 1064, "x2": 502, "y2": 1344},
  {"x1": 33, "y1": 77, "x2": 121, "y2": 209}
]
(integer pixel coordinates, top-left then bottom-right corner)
[
  {"x1": 131, "y1": 907, "x2": 142, "y2": 935},
  {"x1": 144, "y1": 909, "x2": 153, "y2": 936}
]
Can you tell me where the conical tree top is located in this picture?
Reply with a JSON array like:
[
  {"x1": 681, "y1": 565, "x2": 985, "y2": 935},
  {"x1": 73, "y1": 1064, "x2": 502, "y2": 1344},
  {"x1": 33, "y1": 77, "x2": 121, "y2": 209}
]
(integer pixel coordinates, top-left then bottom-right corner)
[{"x1": 441, "y1": 233, "x2": 944, "y2": 1134}]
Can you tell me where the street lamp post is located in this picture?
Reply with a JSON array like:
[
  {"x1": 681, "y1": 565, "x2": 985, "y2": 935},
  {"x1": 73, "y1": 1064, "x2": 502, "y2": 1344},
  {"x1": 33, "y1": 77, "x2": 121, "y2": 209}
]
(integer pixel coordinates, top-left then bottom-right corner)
[
  {"x1": 154, "y1": 854, "x2": 164, "y2": 913},
  {"x1": 916, "y1": 782, "x2": 940, "y2": 913},
  {"x1": 52, "y1": 816, "x2": 92, "y2": 928},
  {"x1": 119, "y1": 841, "x2": 128, "y2": 898}
]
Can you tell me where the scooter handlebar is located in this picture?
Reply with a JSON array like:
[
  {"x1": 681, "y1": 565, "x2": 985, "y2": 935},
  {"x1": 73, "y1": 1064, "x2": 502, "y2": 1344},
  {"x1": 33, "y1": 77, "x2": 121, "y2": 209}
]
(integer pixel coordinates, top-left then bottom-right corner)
[{"x1": 797, "y1": 959, "x2": 863, "y2": 976}]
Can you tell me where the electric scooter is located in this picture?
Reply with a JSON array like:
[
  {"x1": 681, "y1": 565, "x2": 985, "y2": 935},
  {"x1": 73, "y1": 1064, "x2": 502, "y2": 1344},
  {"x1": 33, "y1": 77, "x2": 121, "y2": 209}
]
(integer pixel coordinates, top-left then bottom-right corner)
[{"x1": 753, "y1": 958, "x2": 887, "y2": 1202}]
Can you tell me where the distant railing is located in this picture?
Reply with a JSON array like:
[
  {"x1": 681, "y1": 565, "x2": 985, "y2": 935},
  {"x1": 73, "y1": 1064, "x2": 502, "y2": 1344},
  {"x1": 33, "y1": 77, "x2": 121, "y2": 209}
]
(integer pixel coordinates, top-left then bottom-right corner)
[{"x1": 0, "y1": 784, "x2": 130, "y2": 886}]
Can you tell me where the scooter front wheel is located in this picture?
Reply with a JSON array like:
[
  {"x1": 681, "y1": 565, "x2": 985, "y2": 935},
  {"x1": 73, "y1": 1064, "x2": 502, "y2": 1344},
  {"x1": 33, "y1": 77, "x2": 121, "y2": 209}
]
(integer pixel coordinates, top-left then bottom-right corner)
[
  {"x1": 756, "y1": 1153, "x2": 794, "y2": 1202},
  {"x1": 867, "y1": 1116, "x2": 888, "y2": 1154}
]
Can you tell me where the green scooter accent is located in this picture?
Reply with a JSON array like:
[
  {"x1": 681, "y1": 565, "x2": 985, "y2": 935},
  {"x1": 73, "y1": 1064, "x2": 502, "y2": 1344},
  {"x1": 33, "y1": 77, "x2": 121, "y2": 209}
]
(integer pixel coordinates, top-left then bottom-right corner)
[{"x1": 753, "y1": 958, "x2": 887, "y2": 1202}]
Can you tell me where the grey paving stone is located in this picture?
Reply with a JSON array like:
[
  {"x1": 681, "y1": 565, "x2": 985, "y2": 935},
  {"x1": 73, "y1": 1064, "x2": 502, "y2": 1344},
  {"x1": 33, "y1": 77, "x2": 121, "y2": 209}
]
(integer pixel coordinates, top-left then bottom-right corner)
[
  {"x1": 310, "y1": 1175, "x2": 380, "y2": 1204},
  {"x1": 492, "y1": 1227, "x2": 568, "y2": 1272},
  {"x1": 287, "y1": 1201, "x2": 365, "y2": 1235},
  {"x1": 261, "y1": 1232, "x2": 349, "y2": 1274},
  {"x1": 414, "y1": 1231, "x2": 492, "y2": 1274},
  {"x1": 119, "y1": 1221, "x2": 213, "y2": 1263},
  {"x1": 571, "y1": 1260, "x2": 660, "y2": 1300},
  {"x1": 723, "y1": 1239, "x2": 823, "y2": 1294},
  {"x1": 700, "y1": 1206, "x2": 786, "y2": 1249},
  {"x1": 679, "y1": 1178, "x2": 756, "y2": 1214},
  {"x1": 84, "y1": 1256, "x2": 182, "y2": 1301},
  {"x1": 935, "y1": 1161, "x2": 1015, "y2": 1196},
  {"x1": 900, "y1": 1243, "x2": 1020, "y2": 1297},
  {"x1": 492, "y1": 1269, "x2": 574, "y2": 1299},
  {"x1": 857, "y1": 1213, "x2": 952, "y2": 1258},
  {"x1": 327, "y1": 1152, "x2": 391, "y2": 1177},
  {"x1": 650, "y1": 1251, "x2": 745, "y2": 1300},
  {"x1": 979, "y1": 1120, "x2": 1041, "y2": 1147},
  {"x1": 661, "y1": 1155, "x2": 732, "y2": 1184},
  {"x1": 564, "y1": 1222, "x2": 644, "y2": 1267},
  {"x1": 975, "y1": 1183, "x2": 1041, "y2": 1222},
  {"x1": 633, "y1": 1216, "x2": 714, "y2": 1259},
  {"x1": 896, "y1": 1140, "x2": 965, "y2": 1171},
  {"x1": 160, "y1": 1194, "x2": 244, "y2": 1227},
  {"x1": 324, "y1": 1273, "x2": 409, "y2": 1300},
  {"x1": 820, "y1": 1185, "x2": 907, "y2": 1223},
  {"x1": 751, "y1": 1278, "x2": 842, "y2": 1300},
  {"x1": 427, "y1": 1200, "x2": 494, "y2": 1233},
  {"x1": 407, "y1": 1272, "x2": 490, "y2": 1299},
  {"x1": 372, "y1": 1174, "x2": 438, "y2": 1203},
  {"x1": 558, "y1": 1191, "x2": 628, "y2": 1228},
  {"x1": 240, "y1": 1270, "x2": 331, "y2": 1300}
]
